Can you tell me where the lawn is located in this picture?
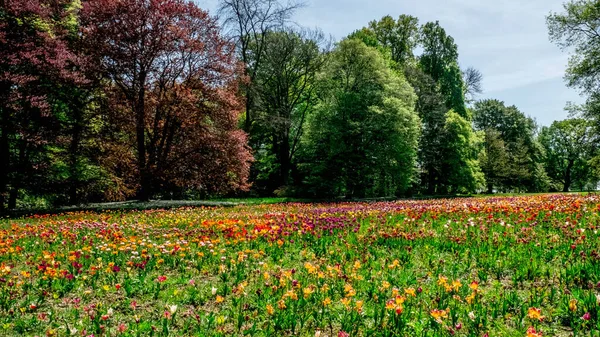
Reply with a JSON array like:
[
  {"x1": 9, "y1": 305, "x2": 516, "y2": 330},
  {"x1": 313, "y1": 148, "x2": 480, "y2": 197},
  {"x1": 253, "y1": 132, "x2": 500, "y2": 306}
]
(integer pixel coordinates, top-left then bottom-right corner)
[{"x1": 0, "y1": 194, "x2": 599, "y2": 336}]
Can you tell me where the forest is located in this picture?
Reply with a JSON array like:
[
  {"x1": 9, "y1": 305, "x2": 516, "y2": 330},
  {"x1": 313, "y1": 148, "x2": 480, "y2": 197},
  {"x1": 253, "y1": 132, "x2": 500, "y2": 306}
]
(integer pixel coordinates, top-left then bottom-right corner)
[{"x1": 1, "y1": 0, "x2": 599, "y2": 211}]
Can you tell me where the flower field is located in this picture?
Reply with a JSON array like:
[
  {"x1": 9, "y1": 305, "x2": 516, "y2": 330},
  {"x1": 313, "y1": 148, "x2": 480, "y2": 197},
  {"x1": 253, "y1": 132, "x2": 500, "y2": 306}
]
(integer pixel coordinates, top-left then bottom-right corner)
[{"x1": 1, "y1": 195, "x2": 600, "y2": 336}]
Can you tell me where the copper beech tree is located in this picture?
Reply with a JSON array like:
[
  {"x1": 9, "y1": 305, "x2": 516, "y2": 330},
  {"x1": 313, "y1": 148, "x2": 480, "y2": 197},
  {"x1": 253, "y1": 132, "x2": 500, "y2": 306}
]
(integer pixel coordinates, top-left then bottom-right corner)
[
  {"x1": 81, "y1": 0, "x2": 252, "y2": 199},
  {"x1": 0, "y1": 0, "x2": 82, "y2": 210}
]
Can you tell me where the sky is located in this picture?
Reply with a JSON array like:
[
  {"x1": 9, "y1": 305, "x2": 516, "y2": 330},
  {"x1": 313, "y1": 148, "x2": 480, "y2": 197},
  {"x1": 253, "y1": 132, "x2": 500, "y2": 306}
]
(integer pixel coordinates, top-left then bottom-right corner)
[{"x1": 199, "y1": 0, "x2": 582, "y2": 126}]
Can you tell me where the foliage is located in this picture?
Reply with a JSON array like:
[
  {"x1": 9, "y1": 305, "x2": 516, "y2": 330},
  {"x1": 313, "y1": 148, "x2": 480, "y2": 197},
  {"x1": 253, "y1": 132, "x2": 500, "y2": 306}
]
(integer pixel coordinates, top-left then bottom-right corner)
[
  {"x1": 249, "y1": 29, "x2": 327, "y2": 193},
  {"x1": 404, "y1": 67, "x2": 446, "y2": 194},
  {"x1": 539, "y1": 118, "x2": 598, "y2": 191},
  {"x1": 300, "y1": 39, "x2": 420, "y2": 198},
  {"x1": 419, "y1": 21, "x2": 467, "y2": 118},
  {"x1": 218, "y1": 0, "x2": 303, "y2": 132},
  {"x1": 478, "y1": 129, "x2": 509, "y2": 193},
  {"x1": 473, "y1": 99, "x2": 547, "y2": 193},
  {"x1": 80, "y1": 0, "x2": 252, "y2": 199},
  {"x1": 348, "y1": 17, "x2": 484, "y2": 195},
  {"x1": 547, "y1": 1, "x2": 600, "y2": 180},
  {"x1": 348, "y1": 15, "x2": 419, "y2": 67},
  {"x1": 441, "y1": 110, "x2": 485, "y2": 193},
  {"x1": 0, "y1": 0, "x2": 84, "y2": 211},
  {"x1": 547, "y1": 0, "x2": 600, "y2": 97},
  {"x1": 416, "y1": 21, "x2": 481, "y2": 193}
]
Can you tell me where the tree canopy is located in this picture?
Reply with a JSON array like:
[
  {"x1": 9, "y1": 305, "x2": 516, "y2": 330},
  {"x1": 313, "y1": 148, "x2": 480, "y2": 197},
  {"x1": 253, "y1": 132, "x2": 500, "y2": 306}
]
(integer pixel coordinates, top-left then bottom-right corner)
[
  {"x1": 473, "y1": 99, "x2": 546, "y2": 192},
  {"x1": 299, "y1": 39, "x2": 420, "y2": 198},
  {"x1": 540, "y1": 118, "x2": 598, "y2": 191}
]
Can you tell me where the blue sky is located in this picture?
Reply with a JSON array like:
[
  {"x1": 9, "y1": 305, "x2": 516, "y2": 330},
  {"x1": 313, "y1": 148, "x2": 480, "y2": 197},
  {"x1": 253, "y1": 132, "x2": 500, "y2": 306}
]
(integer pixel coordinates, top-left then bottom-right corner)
[{"x1": 200, "y1": 0, "x2": 582, "y2": 126}]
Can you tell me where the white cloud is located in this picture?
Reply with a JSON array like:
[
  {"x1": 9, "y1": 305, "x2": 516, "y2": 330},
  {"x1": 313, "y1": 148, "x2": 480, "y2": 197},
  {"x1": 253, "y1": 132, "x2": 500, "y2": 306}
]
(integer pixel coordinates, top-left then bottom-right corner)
[{"x1": 480, "y1": 53, "x2": 569, "y2": 93}]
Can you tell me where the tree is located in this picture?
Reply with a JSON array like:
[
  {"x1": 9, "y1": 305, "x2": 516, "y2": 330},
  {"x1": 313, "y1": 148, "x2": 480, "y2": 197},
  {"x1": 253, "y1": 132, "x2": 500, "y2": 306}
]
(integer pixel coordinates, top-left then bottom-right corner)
[
  {"x1": 419, "y1": 22, "x2": 458, "y2": 81},
  {"x1": 441, "y1": 110, "x2": 485, "y2": 193},
  {"x1": 250, "y1": 29, "x2": 327, "y2": 192},
  {"x1": 404, "y1": 67, "x2": 446, "y2": 193},
  {"x1": 81, "y1": 0, "x2": 252, "y2": 200},
  {"x1": 473, "y1": 99, "x2": 546, "y2": 192},
  {"x1": 349, "y1": 18, "x2": 482, "y2": 195},
  {"x1": 547, "y1": 1, "x2": 600, "y2": 98},
  {"x1": 548, "y1": 1, "x2": 600, "y2": 174},
  {"x1": 463, "y1": 67, "x2": 483, "y2": 103},
  {"x1": 539, "y1": 118, "x2": 597, "y2": 192},
  {"x1": 440, "y1": 63, "x2": 468, "y2": 117},
  {"x1": 479, "y1": 129, "x2": 509, "y2": 194},
  {"x1": 44, "y1": 82, "x2": 108, "y2": 205},
  {"x1": 218, "y1": 0, "x2": 302, "y2": 133},
  {"x1": 52, "y1": 3, "x2": 109, "y2": 206},
  {"x1": 415, "y1": 21, "x2": 480, "y2": 193},
  {"x1": 0, "y1": 0, "x2": 81, "y2": 210},
  {"x1": 349, "y1": 15, "x2": 419, "y2": 67},
  {"x1": 419, "y1": 21, "x2": 467, "y2": 117},
  {"x1": 300, "y1": 39, "x2": 420, "y2": 198}
]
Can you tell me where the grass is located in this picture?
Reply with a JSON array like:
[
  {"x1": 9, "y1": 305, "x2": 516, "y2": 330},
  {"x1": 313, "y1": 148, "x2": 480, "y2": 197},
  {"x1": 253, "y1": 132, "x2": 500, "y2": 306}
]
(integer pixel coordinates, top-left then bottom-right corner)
[
  {"x1": 3, "y1": 192, "x2": 596, "y2": 220},
  {"x1": 0, "y1": 193, "x2": 599, "y2": 336},
  {"x1": 211, "y1": 197, "x2": 311, "y2": 205}
]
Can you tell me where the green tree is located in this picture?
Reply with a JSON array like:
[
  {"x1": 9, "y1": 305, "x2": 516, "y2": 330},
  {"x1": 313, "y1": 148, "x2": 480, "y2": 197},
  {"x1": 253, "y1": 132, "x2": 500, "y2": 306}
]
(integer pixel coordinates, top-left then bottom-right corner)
[
  {"x1": 473, "y1": 99, "x2": 546, "y2": 192},
  {"x1": 548, "y1": 1, "x2": 600, "y2": 174},
  {"x1": 419, "y1": 21, "x2": 458, "y2": 82},
  {"x1": 249, "y1": 29, "x2": 327, "y2": 193},
  {"x1": 404, "y1": 67, "x2": 447, "y2": 193},
  {"x1": 547, "y1": 1, "x2": 600, "y2": 99},
  {"x1": 53, "y1": 2, "x2": 109, "y2": 206},
  {"x1": 479, "y1": 129, "x2": 510, "y2": 194},
  {"x1": 300, "y1": 39, "x2": 420, "y2": 198},
  {"x1": 218, "y1": 0, "x2": 302, "y2": 132},
  {"x1": 419, "y1": 21, "x2": 467, "y2": 117},
  {"x1": 349, "y1": 15, "x2": 420, "y2": 67},
  {"x1": 373, "y1": 15, "x2": 419, "y2": 65},
  {"x1": 348, "y1": 18, "x2": 482, "y2": 195},
  {"x1": 417, "y1": 21, "x2": 480, "y2": 192},
  {"x1": 441, "y1": 110, "x2": 485, "y2": 193},
  {"x1": 539, "y1": 119, "x2": 597, "y2": 192}
]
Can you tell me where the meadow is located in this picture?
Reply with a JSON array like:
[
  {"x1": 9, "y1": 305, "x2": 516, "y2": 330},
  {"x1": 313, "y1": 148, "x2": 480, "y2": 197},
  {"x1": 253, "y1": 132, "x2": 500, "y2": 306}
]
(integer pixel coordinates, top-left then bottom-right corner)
[{"x1": 0, "y1": 194, "x2": 599, "y2": 336}]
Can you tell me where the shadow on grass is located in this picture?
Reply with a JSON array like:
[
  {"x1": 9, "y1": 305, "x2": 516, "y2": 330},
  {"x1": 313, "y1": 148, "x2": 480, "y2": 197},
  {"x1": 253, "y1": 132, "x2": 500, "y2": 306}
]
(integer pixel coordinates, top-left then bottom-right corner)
[{"x1": 1, "y1": 192, "x2": 593, "y2": 220}]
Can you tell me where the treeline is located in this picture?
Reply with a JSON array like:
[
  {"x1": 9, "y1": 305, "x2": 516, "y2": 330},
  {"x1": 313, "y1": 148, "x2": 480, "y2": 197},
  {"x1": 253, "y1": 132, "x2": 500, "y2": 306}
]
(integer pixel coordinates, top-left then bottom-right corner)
[
  {"x1": 0, "y1": 0, "x2": 598, "y2": 210},
  {"x1": 223, "y1": 0, "x2": 599, "y2": 198}
]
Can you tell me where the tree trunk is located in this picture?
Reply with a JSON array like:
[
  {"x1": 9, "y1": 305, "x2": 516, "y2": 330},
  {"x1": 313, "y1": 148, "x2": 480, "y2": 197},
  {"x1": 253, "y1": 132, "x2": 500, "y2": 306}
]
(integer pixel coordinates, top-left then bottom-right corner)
[
  {"x1": 279, "y1": 131, "x2": 291, "y2": 187},
  {"x1": 8, "y1": 186, "x2": 18, "y2": 209},
  {"x1": 427, "y1": 167, "x2": 436, "y2": 195},
  {"x1": 8, "y1": 141, "x2": 26, "y2": 209},
  {"x1": 487, "y1": 182, "x2": 493, "y2": 194},
  {"x1": 244, "y1": 93, "x2": 252, "y2": 133},
  {"x1": 563, "y1": 159, "x2": 574, "y2": 192},
  {"x1": 135, "y1": 82, "x2": 150, "y2": 201},
  {"x1": 69, "y1": 110, "x2": 82, "y2": 205},
  {"x1": 0, "y1": 112, "x2": 8, "y2": 212}
]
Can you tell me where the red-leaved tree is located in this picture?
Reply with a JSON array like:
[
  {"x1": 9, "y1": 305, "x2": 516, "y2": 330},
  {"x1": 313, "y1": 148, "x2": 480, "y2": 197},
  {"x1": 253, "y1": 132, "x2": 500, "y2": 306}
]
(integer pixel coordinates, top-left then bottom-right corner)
[
  {"x1": 0, "y1": 0, "x2": 82, "y2": 210},
  {"x1": 81, "y1": 0, "x2": 252, "y2": 199}
]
